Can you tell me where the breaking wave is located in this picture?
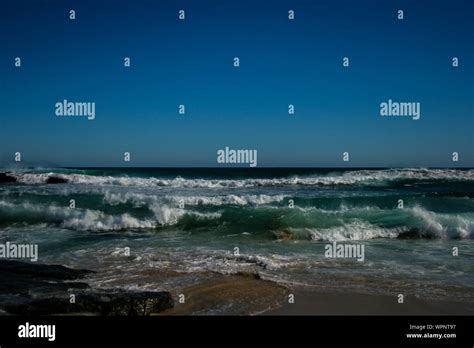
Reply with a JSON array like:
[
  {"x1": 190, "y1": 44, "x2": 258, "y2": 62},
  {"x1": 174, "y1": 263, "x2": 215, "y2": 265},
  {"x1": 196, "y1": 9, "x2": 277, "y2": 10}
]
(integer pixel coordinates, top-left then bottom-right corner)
[
  {"x1": 102, "y1": 191, "x2": 288, "y2": 207},
  {"x1": 0, "y1": 200, "x2": 221, "y2": 231},
  {"x1": 7, "y1": 168, "x2": 474, "y2": 188},
  {"x1": 0, "y1": 198, "x2": 472, "y2": 239}
]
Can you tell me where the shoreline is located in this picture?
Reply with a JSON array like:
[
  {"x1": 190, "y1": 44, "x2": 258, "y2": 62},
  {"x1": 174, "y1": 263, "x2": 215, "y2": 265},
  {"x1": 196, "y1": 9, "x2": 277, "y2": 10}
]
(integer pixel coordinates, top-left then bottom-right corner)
[
  {"x1": 263, "y1": 287, "x2": 474, "y2": 316},
  {"x1": 1, "y1": 259, "x2": 474, "y2": 316}
]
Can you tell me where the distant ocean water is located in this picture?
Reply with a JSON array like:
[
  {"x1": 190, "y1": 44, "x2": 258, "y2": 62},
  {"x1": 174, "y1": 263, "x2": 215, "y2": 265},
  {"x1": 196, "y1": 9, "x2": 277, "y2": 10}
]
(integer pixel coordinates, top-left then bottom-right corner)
[{"x1": 1, "y1": 168, "x2": 473, "y2": 304}]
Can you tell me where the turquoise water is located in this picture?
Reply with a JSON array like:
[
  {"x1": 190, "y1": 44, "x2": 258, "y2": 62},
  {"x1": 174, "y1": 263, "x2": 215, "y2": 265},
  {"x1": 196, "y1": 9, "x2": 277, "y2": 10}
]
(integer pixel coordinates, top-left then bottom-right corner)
[{"x1": 1, "y1": 168, "x2": 473, "y2": 302}]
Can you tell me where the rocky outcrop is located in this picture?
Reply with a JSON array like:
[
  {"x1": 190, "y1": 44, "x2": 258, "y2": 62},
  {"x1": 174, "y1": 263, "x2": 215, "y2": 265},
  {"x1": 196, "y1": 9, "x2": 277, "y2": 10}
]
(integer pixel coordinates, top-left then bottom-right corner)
[
  {"x1": 0, "y1": 260, "x2": 174, "y2": 315},
  {"x1": 0, "y1": 173, "x2": 17, "y2": 183},
  {"x1": 0, "y1": 172, "x2": 69, "y2": 184},
  {"x1": 45, "y1": 176, "x2": 68, "y2": 184},
  {"x1": 3, "y1": 290, "x2": 174, "y2": 316}
]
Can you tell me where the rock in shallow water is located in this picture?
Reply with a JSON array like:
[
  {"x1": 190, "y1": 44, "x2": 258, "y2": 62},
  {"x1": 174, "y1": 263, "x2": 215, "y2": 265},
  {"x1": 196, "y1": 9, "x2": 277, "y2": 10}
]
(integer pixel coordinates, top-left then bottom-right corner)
[
  {"x1": 0, "y1": 260, "x2": 174, "y2": 315},
  {"x1": 45, "y1": 175, "x2": 68, "y2": 184},
  {"x1": 0, "y1": 173, "x2": 17, "y2": 183}
]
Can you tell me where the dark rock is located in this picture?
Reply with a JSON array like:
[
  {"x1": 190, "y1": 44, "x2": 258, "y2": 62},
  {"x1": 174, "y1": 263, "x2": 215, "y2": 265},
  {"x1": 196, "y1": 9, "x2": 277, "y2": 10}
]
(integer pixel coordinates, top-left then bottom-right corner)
[
  {"x1": 0, "y1": 173, "x2": 17, "y2": 183},
  {"x1": 3, "y1": 291, "x2": 174, "y2": 316},
  {"x1": 235, "y1": 271, "x2": 261, "y2": 280},
  {"x1": 272, "y1": 229, "x2": 293, "y2": 241},
  {"x1": 3, "y1": 297, "x2": 72, "y2": 316},
  {"x1": 46, "y1": 175, "x2": 68, "y2": 184},
  {"x1": 0, "y1": 260, "x2": 174, "y2": 316},
  {"x1": 71, "y1": 291, "x2": 174, "y2": 315},
  {"x1": 0, "y1": 260, "x2": 93, "y2": 280},
  {"x1": 397, "y1": 228, "x2": 435, "y2": 239}
]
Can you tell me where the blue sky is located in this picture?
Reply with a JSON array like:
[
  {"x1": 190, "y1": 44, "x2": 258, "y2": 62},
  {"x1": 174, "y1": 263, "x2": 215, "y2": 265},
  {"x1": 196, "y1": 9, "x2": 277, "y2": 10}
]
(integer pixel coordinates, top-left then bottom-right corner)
[{"x1": 0, "y1": 0, "x2": 473, "y2": 167}]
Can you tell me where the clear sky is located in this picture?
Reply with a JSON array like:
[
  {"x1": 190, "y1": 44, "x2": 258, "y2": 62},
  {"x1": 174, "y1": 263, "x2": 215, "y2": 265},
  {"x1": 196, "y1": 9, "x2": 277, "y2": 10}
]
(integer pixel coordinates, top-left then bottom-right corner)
[{"x1": 0, "y1": 0, "x2": 473, "y2": 167}]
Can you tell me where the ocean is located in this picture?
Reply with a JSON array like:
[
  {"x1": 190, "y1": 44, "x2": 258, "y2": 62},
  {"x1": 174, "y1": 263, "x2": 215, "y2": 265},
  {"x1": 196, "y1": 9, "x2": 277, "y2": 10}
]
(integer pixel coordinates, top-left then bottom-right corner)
[{"x1": 1, "y1": 167, "x2": 473, "y2": 308}]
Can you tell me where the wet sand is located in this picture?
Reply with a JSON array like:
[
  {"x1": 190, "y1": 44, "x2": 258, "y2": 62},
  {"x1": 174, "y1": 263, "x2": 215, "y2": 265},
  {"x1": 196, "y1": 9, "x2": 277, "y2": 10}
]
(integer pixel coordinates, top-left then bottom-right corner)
[
  {"x1": 138, "y1": 268, "x2": 474, "y2": 316},
  {"x1": 264, "y1": 288, "x2": 474, "y2": 316},
  {"x1": 159, "y1": 272, "x2": 289, "y2": 315},
  {"x1": 121, "y1": 268, "x2": 474, "y2": 316}
]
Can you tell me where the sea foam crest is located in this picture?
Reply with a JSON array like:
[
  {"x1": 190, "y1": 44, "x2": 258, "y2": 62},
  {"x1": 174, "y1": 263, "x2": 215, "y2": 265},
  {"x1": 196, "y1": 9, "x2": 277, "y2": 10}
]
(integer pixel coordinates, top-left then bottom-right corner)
[
  {"x1": 102, "y1": 191, "x2": 287, "y2": 207},
  {"x1": 0, "y1": 200, "x2": 221, "y2": 231},
  {"x1": 9, "y1": 169, "x2": 474, "y2": 188}
]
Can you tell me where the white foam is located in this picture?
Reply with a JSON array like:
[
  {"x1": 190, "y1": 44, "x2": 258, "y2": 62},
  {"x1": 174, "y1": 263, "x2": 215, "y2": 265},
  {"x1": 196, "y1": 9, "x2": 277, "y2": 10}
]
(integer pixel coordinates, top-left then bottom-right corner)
[
  {"x1": 0, "y1": 200, "x2": 221, "y2": 231},
  {"x1": 409, "y1": 205, "x2": 474, "y2": 239},
  {"x1": 11, "y1": 169, "x2": 474, "y2": 188},
  {"x1": 293, "y1": 221, "x2": 405, "y2": 241},
  {"x1": 102, "y1": 191, "x2": 287, "y2": 207}
]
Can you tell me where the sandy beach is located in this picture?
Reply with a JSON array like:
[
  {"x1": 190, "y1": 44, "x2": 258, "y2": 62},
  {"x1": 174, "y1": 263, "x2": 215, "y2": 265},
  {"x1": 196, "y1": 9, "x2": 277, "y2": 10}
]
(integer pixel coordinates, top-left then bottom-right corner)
[{"x1": 264, "y1": 287, "x2": 474, "y2": 316}]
